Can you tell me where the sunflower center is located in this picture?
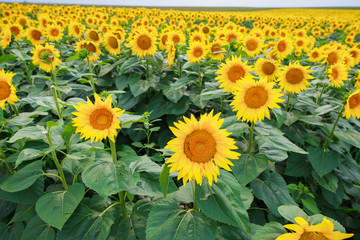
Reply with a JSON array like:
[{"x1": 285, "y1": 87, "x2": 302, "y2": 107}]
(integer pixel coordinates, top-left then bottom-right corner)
[
  {"x1": 19, "y1": 18, "x2": 26, "y2": 26},
  {"x1": 331, "y1": 68, "x2": 339, "y2": 79},
  {"x1": 51, "y1": 28, "x2": 59, "y2": 36},
  {"x1": 10, "y1": 26, "x2": 20, "y2": 35},
  {"x1": 31, "y1": 30, "x2": 42, "y2": 41},
  {"x1": 286, "y1": 68, "x2": 304, "y2": 84},
  {"x1": 0, "y1": 81, "x2": 11, "y2": 100},
  {"x1": 74, "y1": 25, "x2": 80, "y2": 34},
  {"x1": 161, "y1": 35, "x2": 168, "y2": 45},
  {"x1": 184, "y1": 130, "x2": 216, "y2": 163},
  {"x1": 193, "y1": 47, "x2": 203, "y2": 58},
  {"x1": 262, "y1": 62, "x2": 275, "y2": 75},
  {"x1": 89, "y1": 31, "x2": 99, "y2": 41},
  {"x1": 350, "y1": 50, "x2": 357, "y2": 58},
  {"x1": 277, "y1": 40, "x2": 286, "y2": 52},
  {"x1": 202, "y1": 26, "x2": 210, "y2": 34},
  {"x1": 312, "y1": 52, "x2": 319, "y2": 58},
  {"x1": 227, "y1": 65, "x2": 245, "y2": 82},
  {"x1": 193, "y1": 36, "x2": 202, "y2": 42},
  {"x1": 89, "y1": 108, "x2": 113, "y2": 130},
  {"x1": 244, "y1": 86, "x2": 268, "y2": 109},
  {"x1": 297, "y1": 40, "x2": 304, "y2": 47},
  {"x1": 349, "y1": 93, "x2": 360, "y2": 109},
  {"x1": 227, "y1": 33, "x2": 237, "y2": 43},
  {"x1": 108, "y1": 36, "x2": 119, "y2": 49},
  {"x1": 39, "y1": 49, "x2": 52, "y2": 62},
  {"x1": 246, "y1": 39, "x2": 258, "y2": 51},
  {"x1": 83, "y1": 43, "x2": 96, "y2": 53},
  {"x1": 299, "y1": 231, "x2": 327, "y2": 240},
  {"x1": 327, "y1": 52, "x2": 338, "y2": 65},
  {"x1": 137, "y1": 35, "x2": 151, "y2": 50},
  {"x1": 211, "y1": 43, "x2": 221, "y2": 55}
]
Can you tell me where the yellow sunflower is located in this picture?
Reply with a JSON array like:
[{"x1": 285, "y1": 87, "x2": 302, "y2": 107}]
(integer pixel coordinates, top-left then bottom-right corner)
[
  {"x1": 308, "y1": 48, "x2": 324, "y2": 63},
  {"x1": 31, "y1": 43, "x2": 61, "y2": 73},
  {"x1": 278, "y1": 61, "x2": 314, "y2": 93},
  {"x1": 72, "y1": 94, "x2": 125, "y2": 143},
  {"x1": 275, "y1": 37, "x2": 293, "y2": 60},
  {"x1": 9, "y1": 23, "x2": 23, "y2": 40},
  {"x1": 26, "y1": 27, "x2": 44, "y2": 45},
  {"x1": 129, "y1": 31, "x2": 157, "y2": 58},
  {"x1": 165, "y1": 110, "x2": 240, "y2": 186},
  {"x1": 166, "y1": 42, "x2": 176, "y2": 66},
  {"x1": 230, "y1": 78, "x2": 284, "y2": 123},
  {"x1": 0, "y1": 27, "x2": 12, "y2": 49},
  {"x1": 0, "y1": 69, "x2": 19, "y2": 110},
  {"x1": 187, "y1": 41, "x2": 208, "y2": 63},
  {"x1": 215, "y1": 56, "x2": 253, "y2": 93},
  {"x1": 254, "y1": 58, "x2": 280, "y2": 82},
  {"x1": 68, "y1": 22, "x2": 83, "y2": 39},
  {"x1": 276, "y1": 217, "x2": 353, "y2": 240},
  {"x1": 75, "y1": 40, "x2": 102, "y2": 62},
  {"x1": 243, "y1": 36, "x2": 263, "y2": 57},
  {"x1": 343, "y1": 89, "x2": 360, "y2": 119},
  {"x1": 46, "y1": 25, "x2": 63, "y2": 42},
  {"x1": 327, "y1": 64, "x2": 348, "y2": 88},
  {"x1": 86, "y1": 29, "x2": 102, "y2": 43},
  {"x1": 103, "y1": 32, "x2": 120, "y2": 55},
  {"x1": 209, "y1": 40, "x2": 226, "y2": 60},
  {"x1": 354, "y1": 69, "x2": 360, "y2": 89},
  {"x1": 159, "y1": 32, "x2": 169, "y2": 50},
  {"x1": 323, "y1": 49, "x2": 345, "y2": 66}
]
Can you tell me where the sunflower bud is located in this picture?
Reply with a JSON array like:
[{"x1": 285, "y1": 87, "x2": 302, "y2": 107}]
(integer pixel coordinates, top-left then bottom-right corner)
[{"x1": 79, "y1": 49, "x2": 88, "y2": 59}]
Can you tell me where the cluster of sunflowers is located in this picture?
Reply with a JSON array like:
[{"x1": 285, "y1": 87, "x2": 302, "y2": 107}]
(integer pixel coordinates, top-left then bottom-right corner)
[{"x1": 1, "y1": 2, "x2": 360, "y2": 240}]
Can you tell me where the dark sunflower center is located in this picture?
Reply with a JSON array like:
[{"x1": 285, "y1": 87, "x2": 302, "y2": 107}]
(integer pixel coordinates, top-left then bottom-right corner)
[
  {"x1": 244, "y1": 86, "x2": 268, "y2": 109},
  {"x1": 297, "y1": 40, "x2": 304, "y2": 47},
  {"x1": 262, "y1": 62, "x2": 275, "y2": 75},
  {"x1": 31, "y1": 29, "x2": 42, "y2": 41},
  {"x1": 108, "y1": 36, "x2": 119, "y2": 49},
  {"x1": 184, "y1": 130, "x2": 216, "y2": 163},
  {"x1": 246, "y1": 39, "x2": 258, "y2": 51},
  {"x1": 89, "y1": 31, "x2": 99, "y2": 41},
  {"x1": 349, "y1": 93, "x2": 360, "y2": 109},
  {"x1": 193, "y1": 36, "x2": 202, "y2": 42},
  {"x1": 327, "y1": 52, "x2": 338, "y2": 65},
  {"x1": 331, "y1": 68, "x2": 339, "y2": 79},
  {"x1": 161, "y1": 35, "x2": 168, "y2": 45},
  {"x1": 90, "y1": 108, "x2": 113, "y2": 130},
  {"x1": 74, "y1": 26, "x2": 80, "y2": 34},
  {"x1": 0, "y1": 81, "x2": 11, "y2": 100},
  {"x1": 202, "y1": 26, "x2": 210, "y2": 34},
  {"x1": 312, "y1": 52, "x2": 319, "y2": 58},
  {"x1": 227, "y1": 65, "x2": 245, "y2": 82},
  {"x1": 137, "y1": 35, "x2": 151, "y2": 50},
  {"x1": 277, "y1": 40, "x2": 287, "y2": 52},
  {"x1": 39, "y1": 49, "x2": 52, "y2": 62},
  {"x1": 50, "y1": 28, "x2": 59, "y2": 36},
  {"x1": 82, "y1": 43, "x2": 96, "y2": 53},
  {"x1": 286, "y1": 68, "x2": 304, "y2": 84},
  {"x1": 10, "y1": 26, "x2": 20, "y2": 35},
  {"x1": 172, "y1": 35, "x2": 180, "y2": 43},
  {"x1": 299, "y1": 231, "x2": 327, "y2": 240},
  {"x1": 193, "y1": 47, "x2": 203, "y2": 58},
  {"x1": 350, "y1": 50, "x2": 357, "y2": 58},
  {"x1": 227, "y1": 33, "x2": 237, "y2": 43},
  {"x1": 19, "y1": 18, "x2": 26, "y2": 25}
]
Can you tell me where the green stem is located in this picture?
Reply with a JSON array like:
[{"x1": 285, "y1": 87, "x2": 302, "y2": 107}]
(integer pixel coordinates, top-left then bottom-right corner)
[
  {"x1": 0, "y1": 146, "x2": 14, "y2": 174},
  {"x1": 146, "y1": 59, "x2": 150, "y2": 81},
  {"x1": 45, "y1": 131, "x2": 68, "y2": 191},
  {"x1": 109, "y1": 139, "x2": 117, "y2": 163},
  {"x1": 15, "y1": 40, "x2": 32, "y2": 84},
  {"x1": 192, "y1": 180, "x2": 198, "y2": 211},
  {"x1": 51, "y1": 63, "x2": 58, "y2": 87},
  {"x1": 99, "y1": 202, "x2": 121, "y2": 217},
  {"x1": 322, "y1": 104, "x2": 345, "y2": 151},
  {"x1": 198, "y1": 63, "x2": 202, "y2": 95},
  {"x1": 247, "y1": 122, "x2": 255, "y2": 155},
  {"x1": 316, "y1": 83, "x2": 327, "y2": 105},
  {"x1": 51, "y1": 86, "x2": 63, "y2": 120},
  {"x1": 285, "y1": 93, "x2": 291, "y2": 111},
  {"x1": 178, "y1": 59, "x2": 182, "y2": 78},
  {"x1": 87, "y1": 56, "x2": 96, "y2": 95},
  {"x1": 10, "y1": 104, "x2": 19, "y2": 116},
  {"x1": 119, "y1": 191, "x2": 127, "y2": 218}
]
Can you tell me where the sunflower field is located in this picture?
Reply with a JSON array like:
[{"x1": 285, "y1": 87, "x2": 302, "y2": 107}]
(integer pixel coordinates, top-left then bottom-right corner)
[{"x1": 1, "y1": 2, "x2": 360, "y2": 240}]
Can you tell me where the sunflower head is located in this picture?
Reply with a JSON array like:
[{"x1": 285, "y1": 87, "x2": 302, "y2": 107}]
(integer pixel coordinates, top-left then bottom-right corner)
[
  {"x1": 0, "y1": 69, "x2": 18, "y2": 110},
  {"x1": 165, "y1": 110, "x2": 240, "y2": 186},
  {"x1": 27, "y1": 27, "x2": 44, "y2": 45},
  {"x1": 130, "y1": 30, "x2": 157, "y2": 58},
  {"x1": 275, "y1": 37, "x2": 293, "y2": 60},
  {"x1": 187, "y1": 42, "x2": 208, "y2": 63},
  {"x1": 343, "y1": 89, "x2": 360, "y2": 119},
  {"x1": 103, "y1": 32, "x2": 120, "y2": 55},
  {"x1": 278, "y1": 61, "x2": 314, "y2": 93},
  {"x1": 72, "y1": 94, "x2": 125, "y2": 143},
  {"x1": 326, "y1": 64, "x2": 348, "y2": 88},
  {"x1": 243, "y1": 36, "x2": 263, "y2": 57},
  {"x1": 254, "y1": 58, "x2": 279, "y2": 82},
  {"x1": 31, "y1": 43, "x2": 61, "y2": 72},
  {"x1": 75, "y1": 40, "x2": 102, "y2": 62}
]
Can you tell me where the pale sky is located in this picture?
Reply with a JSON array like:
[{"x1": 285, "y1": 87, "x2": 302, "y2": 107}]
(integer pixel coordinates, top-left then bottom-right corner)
[{"x1": 2, "y1": 0, "x2": 360, "y2": 8}]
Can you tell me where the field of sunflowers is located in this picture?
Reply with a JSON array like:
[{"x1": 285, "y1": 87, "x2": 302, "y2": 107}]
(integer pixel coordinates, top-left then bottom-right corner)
[{"x1": 1, "y1": 2, "x2": 360, "y2": 239}]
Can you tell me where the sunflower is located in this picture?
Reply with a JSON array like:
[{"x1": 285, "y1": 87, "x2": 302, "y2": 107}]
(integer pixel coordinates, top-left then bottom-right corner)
[
  {"x1": 327, "y1": 64, "x2": 348, "y2": 88},
  {"x1": 0, "y1": 69, "x2": 18, "y2": 110},
  {"x1": 308, "y1": 48, "x2": 323, "y2": 63},
  {"x1": 190, "y1": 32, "x2": 207, "y2": 44},
  {"x1": 254, "y1": 58, "x2": 280, "y2": 82},
  {"x1": 26, "y1": 27, "x2": 44, "y2": 45},
  {"x1": 17, "y1": 16, "x2": 29, "y2": 26},
  {"x1": 276, "y1": 217, "x2": 353, "y2": 240},
  {"x1": 209, "y1": 40, "x2": 226, "y2": 60},
  {"x1": 278, "y1": 61, "x2": 314, "y2": 93},
  {"x1": 230, "y1": 78, "x2": 284, "y2": 123},
  {"x1": 349, "y1": 47, "x2": 360, "y2": 66},
  {"x1": 46, "y1": 25, "x2": 63, "y2": 42},
  {"x1": 72, "y1": 94, "x2": 125, "y2": 143},
  {"x1": 323, "y1": 49, "x2": 345, "y2": 66},
  {"x1": 275, "y1": 37, "x2": 293, "y2": 60},
  {"x1": 343, "y1": 89, "x2": 360, "y2": 119},
  {"x1": 103, "y1": 32, "x2": 120, "y2": 55},
  {"x1": 166, "y1": 42, "x2": 176, "y2": 66},
  {"x1": 354, "y1": 70, "x2": 360, "y2": 89},
  {"x1": 165, "y1": 110, "x2": 240, "y2": 186},
  {"x1": 68, "y1": 22, "x2": 83, "y2": 39},
  {"x1": 0, "y1": 28, "x2": 12, "y2": 49},
  {"x1": 86, "y1": 29, "x2": 102, "y2": 43},
  {"x1": 169, "y1": 31, "x2": 186, "y2": 45},
  {"x1": 215, "y1": 56, "x2": 253, "y2": 93},
  {"x1": 9, "y1": 23, "x2": 23, "y2": 40},
  {"x1": 187, "y1": 41, "x2": 208, "y2": 63},
  {"x1": 75, "y1": 40, "x2": 102, "y2": 62},
  {"x1": 243, "y1": 36, "x2": 263, "y2": 57},
  {"x1": 159, "y1": 32, "x2": 169, "y2": 50},
  {"x1": 129, "y1": 31, "x2": 157, "y2": 58},
  {"x1": 31, "y1": 43, "x2": 61, "y2": 72}
]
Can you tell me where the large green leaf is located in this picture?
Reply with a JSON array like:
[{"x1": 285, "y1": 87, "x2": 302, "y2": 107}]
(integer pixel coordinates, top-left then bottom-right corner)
[
  {"x1": 35, "y1": 183, "x2": 85, "y2": 230},
  {"x1": 307, "y1": 147, "x2": 341, "y2": 177},
  {"x1": 232, "y1": 154, "x2": 268, "y2": 185},
  {"x1": 0, "y1": 54, "x2": 17, "y2": 64},
  {"x1": 7, "y1": 126, "x2": 46, "y2": 143},
  {"x1": 20, "y1": 216, "x2": 55, "y2": 240},
  {"x1": 334, "y1": 130, "x2": 360, "y2": 148},
  {"x1": 252, "y1": 222, "x2": 286, "y2": 240},
  {"x1": 146, "y1": 199, "x2": 217, "y2": 240},
  {"x1": 0, "y1": 161, "x2": 43, "y2": 192},
  {"x1": 82, "y1": 160, "x2": 140, "y2": 199},
  {"x1": 285, "y1": 153, "x2": 312, "y2": 177},
  {"x1": 196, "y1": 170, "x2": 251, "y2": 232},
  {"x1": 160, "y1": 164, "x2": 170, "y2": 198},
  {"x1": 216, "y1": 224, "x2": 252, "y2": 240},
  {"x1": 0, "y1": 178, "x2": 44, "y2": 204},
  {"x1": 277, "y1": 205, "x2": 308, "y2": 223},
  {"x1": 312, "y1": 171, "x2": 338, "y2": 193},
  {"x1": 250, "y1": 172, "x2": 296, "y2": 217}
]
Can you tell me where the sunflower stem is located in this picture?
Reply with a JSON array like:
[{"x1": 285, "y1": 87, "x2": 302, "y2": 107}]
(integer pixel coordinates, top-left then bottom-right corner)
[
  {"x1": 45, "y1": 130, "x2": 68, "y2": 191},
  {"x1": 285, "y1": 93, "x2": 291, "y2": 111},
  {"x1": 192, "y1": 180, "x2": 199, "y2": 211},
  {"x1": 247, "y1": 122, "x2": 255, "y2": 155},
  {"x1": 86, "y1": 56, "x2": 96, "y2": 95},
  {"x1": 198, "y1": 63, "x2": 202, "y2": 95},
  {"x1": 146, "y1": 59, "x2": 150, "y2": 81},
  {"x1": 178, "y1": 59, "x2": 182, "y2": 78},
  {"x1": 99, "y1": 202, "x2": 121, "y2": 217},
  {"x1": 322, "y1": 103, "x2": 345, "y2": 151},
  {"x1": 15, "y1": 40, "x2": 32, "y2": 85},
  {"x1": 10, "y1": 104, "x2": 19, "y2": 116},
  {"x1": 0, "y1": 146, "x2": 14, "y2": 175},
  {"x1": 50, "y1": 86, "x2": 63, "y2": 120},
  {"x1": 316, "y1": 83, "x2": 327, "y2": 105},
  {"x1": 119, "y1": 191, "x2": 128, "y2": 218},
  {"x1": 109, "y1": 139, "x2": 117, "y2": 163}
]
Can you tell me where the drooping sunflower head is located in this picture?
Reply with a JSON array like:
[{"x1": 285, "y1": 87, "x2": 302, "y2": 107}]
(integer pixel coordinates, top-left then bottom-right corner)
[
  {"x1": 165, "y1": 110, "x2": 240, "y2": 186},
  {"x1": 254, "y1": 58, "x2": 280, "y2": 82},
  {"x1": 243, "y1": 36, "x2": 263, "y2": 57},
  {"x1": 166, "y1": 42, "x2": 176, "y2": 66},
  {"x1": 103, "y1": 32, "x2": 120, "y2": 55},
  {"x1": 68, "y1": 22, "x2": 84, "y2": 39},
  {"x1": 326, "y1": 63, "x2": 348, "y2": 88},
  {"x1": 31, "y1": 43, "x2": 61, "y2": 72},
  {"x1": 159, "y1": 32, "x2": 169, "y2": 50},
  {"x1": 215, "y1": 56, "x2": 253, "y2": 93},
  {"x1": 130, "y1": 30, "x2": 157, "y2": 58},
  {"x1": 75, "y1": 40, "x2": 102, "y2": 62},
  {"x1": 187, "y1": 41, "x2": 208, "y2": 63},
  {"x1": 72, "y1": 94, "x2": 125, "y2": 143},
  {"x1": 278, "y1": 61, "x2": 314, "y2": 93},
  {"x1": 230, "y1": 78, "x2": 284, "y2": 123},
  {"x1": 0, "y1": 69, "x2": 18, "y2": 110}
]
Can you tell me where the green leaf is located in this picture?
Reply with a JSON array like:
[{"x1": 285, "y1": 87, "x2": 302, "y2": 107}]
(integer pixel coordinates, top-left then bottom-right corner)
[
  {"x1": 0, "y1": 178, "x2": 44, "y2": 204},
  {"x1": 307, "y1": 147, "x2": 341, "y2": 177},
  {"x1": 334, "y1": 130, "x2": 360, "y2": 148},
  {"x1": 0, "y1": 161, "x2": 43, "y2": 192},
  {"x1": 15, "y1": 148, "x2": 44, "y2": 168},
  {"x1": 119, "y1": 57, "x2": 139, "y2": 75},
  {"x1": 99, "y1": 59, "x2": 123, "y2": 77},
  {"x1": 146, "y1": 199, "x2": 217, "y2": 240},
  {"x1": 20, "y1": 216, "x2": 55, "y2": 240},
  {"x1": 307, "y1": 214, "x2": 346, "y2": 232},
  {"x1": 250, "y1": 172, "x2": 296, "y2": 217},
  {"x1": 338, "y1": 155, "x2": 360, "y2": 182},
  {"x1": 196, "y1": 170, "x2": 251, "y2": 232},
  {"x1": 301, "y1": 198, "x2": 320, "y2": 214},
  {"x1": 8, "y1": 221, "x2": 24, "y2": 240},
  {"x1": 0, "y1": 54, "x2": 17, "y2": 64},
  {"x1": 164, "y1": 86, "x2": 186, "y2": 103},
  {"x1": 277, "y1": 205, "x2": 308, "y2": 222},
  {"x1": 0, "y1": 108, "x2": 3, "y2": 120},
  {"x1": 285, "y1": 153, "x2": 312, "y2": 177},
  {"x1": 10, "y1": 204, "x2": 36, "y2": 224},
  {"x1": 160, "y1": 164, "x2": 170, "y2": 198},
  {"x1": 82, "y1": 160, "x2": 140, "y2": 199},
  {"x1": 118, "y1": 114, "x2": 146, "y2": 128},
  {"x1": 232, "y1": 154, "x2": 268, "y2": 185},
  {"x1": 252, "y1": 222, "x2": 286, "y2": 240},
  {"x1": 272, "y1": 108, "x2": 284, "y2": 128},
  {"x1": 7, "y1": 126, "x2": 46, "y2": 143},
  {"x1": 216, "y1": 224, "x2": 252, "y2": 240},
  {"x1": 35, "y1": 183, "x2": 85, "y2": 230},
  {"x1": 312, "y1": 171, "x2": 338, "y2": 193},
  {"x1": 225, "y1": 122, "x2": 248, "y2": 137}
]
